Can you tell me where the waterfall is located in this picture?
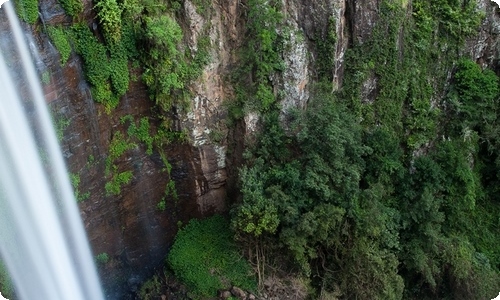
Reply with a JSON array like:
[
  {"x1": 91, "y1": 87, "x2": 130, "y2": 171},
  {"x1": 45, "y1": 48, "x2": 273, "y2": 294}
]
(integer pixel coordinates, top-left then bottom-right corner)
[{"x1": 0, "y1": 2, "x2": 104, "y2": 299}]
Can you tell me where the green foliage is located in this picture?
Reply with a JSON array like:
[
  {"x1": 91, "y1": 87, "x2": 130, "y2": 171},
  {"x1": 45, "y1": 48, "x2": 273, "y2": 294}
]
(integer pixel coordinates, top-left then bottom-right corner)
[
  {"x1": 232, "y1": 91, "x2": 367, "y2": 277},
  {"x1": 339, "y1": 237, "x2": 404, "y2": 300},
  {"x1": 108, "y1": 42, "x2": 130, "y2": 96},
  {"x1": 104, "y1": 131, "x2": 135, "y2": 196},
  {"x1": 95, "y1": 252, "x2": 110, "y2": 264},
  {"x1": 47, "y1": 26, "x2": 72, "y2": 66},
  {"x1": 70, "y1": 24, "x2": 131, "y2": 111},
  {"x1": 448, "y1": 59, "x2": 499, "y2": 131},
  {"x1": 138, "y1": 275, "x2": 162, "y2": 300},
  {"x1": 71, "y1": 25, "x2": 113, "y2": 106},
  {"x1": 105, "y1": 170, "x2": 133, "y2": 196},
  {"x1": 14, "y1": 0, "x2": 38, "y2": 24},
  {"x1": 428, "y1": 0, "x2": 483, "y2": 41},
  {"x1": 156, "y1": 199, "x2": 166, "y2": 211},
  {"x1": 70, "y1": 173, "x2": 90, "y2": 202},
  {"x1": 228, "y1": 2, "x2": 496, "y2": 298},
  {"x1": 163, "y1": 180, "x2": 177, "y2": 200},
  {"x1": 231, "y1": 162, "x2": 280, "y2": 237},
  {"x1": 94, "y1": 0, "x2": 123, "y2": 44},
  {"x1": 191, "y1": 0, "x2": 211, "y2": 16},
  {"x1": 124, "y1": 117, "x2": 153, "y2": 155},
  {"x1": 168, "y1": 215, "x2": 257, "y2": 298},
  {"x1": 208, "y1": 128, "x2": 225, "y2": 143},
  {"x1": 57, "y1": 0, "x2": 82, "y2": 17},
  {"x1": 51, "y1": 110, "x2": 70, "y2": 142},
  {"x1": 315, "y1": 17, "x2": 337, "y2": 81},
  {"x1": 141, "y1": 15, "x2": 187, "y2": 111},
  {"x1": 231, "y1": 0, "x2": 284, "y2": 114},
  {"x1": 105, "y1": 131, "x2": 135, "y2": 176},
  {"x1": 114, "y1": 0, "x2": 212, "y2": 114}
]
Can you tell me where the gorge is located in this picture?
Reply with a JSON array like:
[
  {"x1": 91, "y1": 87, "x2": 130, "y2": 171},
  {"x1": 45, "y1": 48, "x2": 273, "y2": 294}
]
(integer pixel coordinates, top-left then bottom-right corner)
[{"x1": 1, "y1": 0, "x2": 500, "y2": 299}]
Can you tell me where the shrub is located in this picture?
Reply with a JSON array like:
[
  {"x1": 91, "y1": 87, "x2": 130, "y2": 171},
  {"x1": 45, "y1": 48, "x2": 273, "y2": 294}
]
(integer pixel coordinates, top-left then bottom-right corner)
[
  {"x1": 14, "y1": 0, "x2": 38, "y2": 24},
  {"x1": 47, "y1": 26, "x2": 72, "y2": 66},
  {"x1": 126, "y1": 117, "x2": 153, "y2": 155},
  {"x1": 105, "y1": 171, "x2": 133, "y2": 196},
  {"x1": 95, "y1": 253, "x2": 110, "y2": 264},
  {"x1": 57, "y1": 0, "x2": 83, "y2": 17},
  {"x1": 71, "y1": 24, "x2": 114, "y2": 107},
  {"x1": 167, "y1": 215, "x2": 257, "y2": 298},
  {"x1": 94, "y1": 0, "x2": 123, "y2": 44},
  {"x1": 108, "y1": 42, "x2": 130, "y2": 96}
]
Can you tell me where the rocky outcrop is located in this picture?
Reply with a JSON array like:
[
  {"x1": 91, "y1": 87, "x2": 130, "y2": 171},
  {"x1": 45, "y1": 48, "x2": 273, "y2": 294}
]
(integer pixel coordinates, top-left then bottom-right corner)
[{"x1": 465, "y1": 0, "x2": 500, "y2": 69}]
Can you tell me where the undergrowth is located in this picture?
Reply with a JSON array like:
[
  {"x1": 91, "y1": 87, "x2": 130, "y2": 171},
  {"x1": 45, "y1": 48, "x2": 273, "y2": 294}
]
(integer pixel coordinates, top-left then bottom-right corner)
[{"x1": 167, "y1": 215, "x2": 257, "y2": 299}]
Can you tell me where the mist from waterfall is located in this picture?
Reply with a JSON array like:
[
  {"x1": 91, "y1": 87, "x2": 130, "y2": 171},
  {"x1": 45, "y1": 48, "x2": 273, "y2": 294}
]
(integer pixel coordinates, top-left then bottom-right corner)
[{"x1": 0, "y1": 2, "x2": 104, "y2": 299}]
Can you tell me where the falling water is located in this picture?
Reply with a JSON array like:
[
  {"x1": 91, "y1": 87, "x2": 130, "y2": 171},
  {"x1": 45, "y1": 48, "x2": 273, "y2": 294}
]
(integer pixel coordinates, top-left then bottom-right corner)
[{"x1": 0, "y1": 2, "x2": 104, "y2": 299}]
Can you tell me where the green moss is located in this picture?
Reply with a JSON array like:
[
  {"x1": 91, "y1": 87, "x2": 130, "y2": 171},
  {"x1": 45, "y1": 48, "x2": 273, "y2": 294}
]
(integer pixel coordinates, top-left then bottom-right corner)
[{"x1": 47, "y1": 26, "x2": 72, "y2": 66}]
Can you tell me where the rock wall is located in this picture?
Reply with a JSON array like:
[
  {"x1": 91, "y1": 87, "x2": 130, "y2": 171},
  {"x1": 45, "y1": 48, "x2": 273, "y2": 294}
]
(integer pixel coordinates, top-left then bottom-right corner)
[{"x1": 3, "y1": 0, "x2": 500, "y2": 298}]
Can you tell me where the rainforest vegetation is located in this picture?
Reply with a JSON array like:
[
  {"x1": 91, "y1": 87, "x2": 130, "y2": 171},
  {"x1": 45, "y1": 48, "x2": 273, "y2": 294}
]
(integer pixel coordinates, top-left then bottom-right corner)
[
  {"x1": 1, "y1": 0, "x2": 500, "y2": 299},
  {"x1": 227, "y1": 0, "x2": 500, "y2": 299}
]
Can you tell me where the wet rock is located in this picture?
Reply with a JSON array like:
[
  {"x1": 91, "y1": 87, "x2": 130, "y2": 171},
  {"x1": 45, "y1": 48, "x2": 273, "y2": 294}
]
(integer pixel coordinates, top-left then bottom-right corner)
[
  {"x1": 219, "y1": 290, "x2": 232, "y2": 299},
  {"x1": 231, "y1": 286, "x2": 247, "y2": 299}
]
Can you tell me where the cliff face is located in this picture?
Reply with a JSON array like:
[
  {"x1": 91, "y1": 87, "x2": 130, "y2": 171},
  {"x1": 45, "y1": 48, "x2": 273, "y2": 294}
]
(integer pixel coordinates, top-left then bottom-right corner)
[{"x1": 3, "y1": 0, "x2": 500, "y2": 298}]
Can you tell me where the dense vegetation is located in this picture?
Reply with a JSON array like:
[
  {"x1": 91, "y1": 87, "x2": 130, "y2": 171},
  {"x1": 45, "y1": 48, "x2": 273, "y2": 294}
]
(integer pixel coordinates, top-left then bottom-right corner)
[
  {"x1": 4, "y1": 0, "x2": 500, "y2": 299},
  {"x1": 167, "y1": 215, "x2": 257, "y2": 299},
  {"x1": 228, "y1": 0, "x2": 500, "y2": 299}
]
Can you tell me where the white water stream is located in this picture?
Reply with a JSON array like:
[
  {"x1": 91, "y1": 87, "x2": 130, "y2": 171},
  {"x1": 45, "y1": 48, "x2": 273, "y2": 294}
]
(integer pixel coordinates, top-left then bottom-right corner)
[{"x1": 0, "y1": 2, "x2": 104, "y2": 299}]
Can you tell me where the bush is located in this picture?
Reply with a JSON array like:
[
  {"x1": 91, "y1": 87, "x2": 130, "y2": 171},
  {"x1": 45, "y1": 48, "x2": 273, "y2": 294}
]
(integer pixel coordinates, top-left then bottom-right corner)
[
  {"x1": 108, "y1": 42, "x2": 130, "y2": 96},
  {"x1": 71, "y1": 24, "x2": 113, "y2": 105},
  {"x1": 47, "y1": 26, "x2": 72, "y2": 66},
  {"x1": 95, "y1": 253, "x2": 110, "y2": 264},
  {"x1": 94, "y1": 0, "x2": 123, "y2": 44},
  {"x1": 167, "y1": 215, "x2": 257, "y2": 298},
  {"x1": 14, "y1": 0, "x2": 38, "y2": 24},
  {"x1": 57, "y1": 0, "x2": 83, "y2": 17},
  {"x1": 105, "y1": 171, "x2": 133, "y2": 196}
]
